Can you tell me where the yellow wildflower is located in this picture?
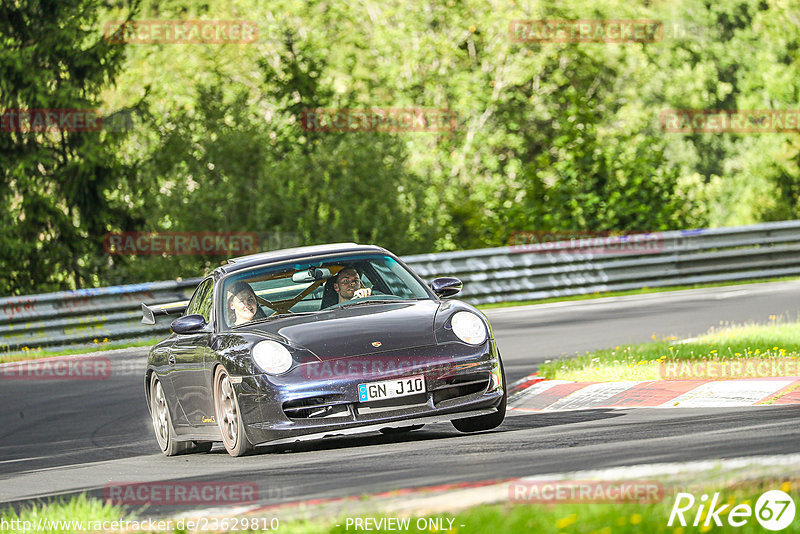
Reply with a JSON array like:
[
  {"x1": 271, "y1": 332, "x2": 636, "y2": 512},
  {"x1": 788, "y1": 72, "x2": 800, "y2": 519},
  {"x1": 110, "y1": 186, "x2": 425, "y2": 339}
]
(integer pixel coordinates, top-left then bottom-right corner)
[{"x1": 555, "y1": 514, "x2": 578, "y2": 529}]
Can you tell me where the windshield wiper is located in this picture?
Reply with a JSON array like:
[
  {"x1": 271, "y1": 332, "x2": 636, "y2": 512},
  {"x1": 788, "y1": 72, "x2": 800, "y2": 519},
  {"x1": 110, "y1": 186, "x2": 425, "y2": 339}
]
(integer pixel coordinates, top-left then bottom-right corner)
[
  {"x1": 265, "y1": 311, "x2": 317, "y2": 320},
  {"x1": 335, "y1": 299, "x2": 410, "y2": 309},
  {"x1": 240, "y1": 312, "x2": 317, "y2": 326}
]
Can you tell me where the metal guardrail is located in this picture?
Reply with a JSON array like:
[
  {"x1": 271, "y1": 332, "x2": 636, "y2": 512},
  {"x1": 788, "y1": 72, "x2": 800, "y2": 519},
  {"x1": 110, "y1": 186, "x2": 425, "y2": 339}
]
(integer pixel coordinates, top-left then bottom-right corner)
[
  {"x1": 3, "y1": 220, "x2": 800, "y2": 354},
  {"x1": 403, "y1": 220, "x2": 800, "y2": 304},
  {"x1": 0, "y1": 280, "x2": 200, "y2": 354}
]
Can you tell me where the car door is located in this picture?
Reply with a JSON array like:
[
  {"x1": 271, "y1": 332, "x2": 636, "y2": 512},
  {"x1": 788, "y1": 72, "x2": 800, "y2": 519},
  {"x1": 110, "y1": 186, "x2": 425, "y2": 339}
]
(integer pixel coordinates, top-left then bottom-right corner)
[{"x1": 169, "y1": 278, "x2": 214, "y2": 428}]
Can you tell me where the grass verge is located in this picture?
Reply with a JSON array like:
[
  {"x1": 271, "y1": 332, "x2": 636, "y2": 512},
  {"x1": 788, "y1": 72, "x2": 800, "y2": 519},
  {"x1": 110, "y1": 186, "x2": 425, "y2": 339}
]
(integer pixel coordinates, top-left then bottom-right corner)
[
  {"x1": 0, "y1": 494, "x2": 123, "y2": 534},
  {"x1": 1, "y1": 479, "x2": 795, "y2": 533},
  {"x1": 538, "y1": 318, "x2": 800, "y2": 382}
]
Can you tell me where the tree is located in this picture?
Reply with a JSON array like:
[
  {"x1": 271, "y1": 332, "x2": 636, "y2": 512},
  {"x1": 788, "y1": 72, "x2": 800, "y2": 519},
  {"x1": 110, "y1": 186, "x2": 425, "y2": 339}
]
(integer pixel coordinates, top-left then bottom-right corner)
[{"x1": 0, "y1": 0, "x2": 141, "y2": 294}]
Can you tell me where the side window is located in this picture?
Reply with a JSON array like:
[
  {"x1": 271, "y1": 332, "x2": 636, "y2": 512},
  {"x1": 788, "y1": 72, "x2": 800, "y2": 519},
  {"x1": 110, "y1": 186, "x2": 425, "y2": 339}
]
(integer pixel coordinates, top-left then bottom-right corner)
[
  {"x1": 360, "y1": 271, "x2": 374, "y2": 290},
  {"x1": 186, "y1": 279, "x2": 213, "y2": 321},
  {"x1": 197, "y1": 281, "x2": 214, "y2": 322}
]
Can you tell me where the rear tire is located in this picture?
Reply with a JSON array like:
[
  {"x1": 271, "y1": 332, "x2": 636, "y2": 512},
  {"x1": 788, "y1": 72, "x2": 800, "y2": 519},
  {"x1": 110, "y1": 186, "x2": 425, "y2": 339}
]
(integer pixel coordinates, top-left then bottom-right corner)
[
  {"x1": 214, "y1": 366, "x2": 253, "y2": 457},
  {"x1": 150, "y1": 374, "x2": 192, "y2": 456},
  {"x1": 452, "y1": 357, "x2": 507, "y2": 433}
]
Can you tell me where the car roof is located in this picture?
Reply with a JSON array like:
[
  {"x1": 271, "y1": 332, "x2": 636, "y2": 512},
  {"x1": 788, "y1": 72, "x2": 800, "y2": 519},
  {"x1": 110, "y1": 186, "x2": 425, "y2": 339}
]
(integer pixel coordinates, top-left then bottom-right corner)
[{"x1": 214, "y1": 243, "x2": 390, "y2": 275}]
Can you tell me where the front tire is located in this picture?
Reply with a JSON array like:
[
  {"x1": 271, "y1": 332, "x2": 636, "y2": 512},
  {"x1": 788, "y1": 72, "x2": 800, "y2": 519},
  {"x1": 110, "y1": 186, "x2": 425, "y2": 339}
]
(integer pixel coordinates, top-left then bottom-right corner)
[
  {"x1": 150, "y1": 374, "x2": 192, "y2": 456},
  {"x1": 452, "y1": 357, "x2": 507, "y2": 433},
  {"x1": 214, "y1": 366, "x2": 253, "y2": 457}
]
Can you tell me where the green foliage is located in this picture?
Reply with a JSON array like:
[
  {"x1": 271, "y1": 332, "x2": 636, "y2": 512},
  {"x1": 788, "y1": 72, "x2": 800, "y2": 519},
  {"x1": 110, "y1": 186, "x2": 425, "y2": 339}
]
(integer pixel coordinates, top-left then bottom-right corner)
[
  {"x1": 4, "y1": 0, "x2": 800, "y2": 292},
  {"x1": 0, "y1": 0, "x2": 141, "y2": 294}
]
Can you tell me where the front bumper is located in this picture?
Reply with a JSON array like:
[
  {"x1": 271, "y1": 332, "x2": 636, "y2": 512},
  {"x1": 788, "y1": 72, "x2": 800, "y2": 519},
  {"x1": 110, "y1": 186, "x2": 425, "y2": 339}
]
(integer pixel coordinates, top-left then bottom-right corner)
[{"x1": 234, "y1": 340, "x2": 503, "y2": 446}]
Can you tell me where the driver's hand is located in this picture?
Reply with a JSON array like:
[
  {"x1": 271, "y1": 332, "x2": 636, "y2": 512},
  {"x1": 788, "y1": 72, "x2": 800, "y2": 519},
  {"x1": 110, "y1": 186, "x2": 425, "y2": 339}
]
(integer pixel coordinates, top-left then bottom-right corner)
[{"x1": 353, "y1": 288, "x2": 372, "y2": 299}]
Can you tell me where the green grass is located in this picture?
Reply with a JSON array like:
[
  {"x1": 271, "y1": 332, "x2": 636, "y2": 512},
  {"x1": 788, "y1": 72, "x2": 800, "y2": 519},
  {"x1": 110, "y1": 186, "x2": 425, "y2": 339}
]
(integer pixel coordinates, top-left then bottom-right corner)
[
  {"x1": 539, "y1": 318, "x2": 800, "y2": 382},
  {"x1": 0, "y1": 338, "x2": 161, "y2": 364},
  {"x1": 475, "y1": 276, "x2": 800, "y2": 310},
  {"x1": 0, "y1": 494, "x2": 123, "y2": 534},
  {"x1": 2, "y1": 480, "x2": 795, "y2": 533},
  {"x1": 350, "y1": 479, "x2": 795, "y2": 534}
]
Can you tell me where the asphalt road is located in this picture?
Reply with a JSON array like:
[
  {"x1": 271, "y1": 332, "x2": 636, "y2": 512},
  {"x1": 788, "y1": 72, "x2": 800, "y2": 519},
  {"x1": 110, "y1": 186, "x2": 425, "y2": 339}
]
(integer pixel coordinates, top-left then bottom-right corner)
[{"x1": 2, "y1": 281, "x2": 800, "y2": 516}]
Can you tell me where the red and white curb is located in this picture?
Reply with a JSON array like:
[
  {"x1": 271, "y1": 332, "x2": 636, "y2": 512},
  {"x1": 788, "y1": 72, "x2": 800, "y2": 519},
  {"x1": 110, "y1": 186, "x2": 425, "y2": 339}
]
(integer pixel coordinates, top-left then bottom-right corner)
[{"x1": 507, "y1": 374, "x2": 800, "y2": 413}]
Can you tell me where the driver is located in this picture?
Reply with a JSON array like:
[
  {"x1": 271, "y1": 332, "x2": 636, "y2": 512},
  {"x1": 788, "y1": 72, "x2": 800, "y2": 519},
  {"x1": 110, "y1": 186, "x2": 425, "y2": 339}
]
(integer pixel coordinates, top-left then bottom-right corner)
[
  {"x1": 227, "y1": 281, "x2": 267, "y2": 326},
  {"x1": 332, "y1": 266, "x2": 372, "y2": 304}
]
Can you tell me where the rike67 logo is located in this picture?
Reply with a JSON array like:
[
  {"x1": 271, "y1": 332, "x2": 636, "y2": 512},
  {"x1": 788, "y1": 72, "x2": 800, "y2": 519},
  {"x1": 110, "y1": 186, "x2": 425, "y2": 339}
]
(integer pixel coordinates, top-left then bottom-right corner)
[{"x1": 669, "y1": 490, "x2": 795, "y2": 531}]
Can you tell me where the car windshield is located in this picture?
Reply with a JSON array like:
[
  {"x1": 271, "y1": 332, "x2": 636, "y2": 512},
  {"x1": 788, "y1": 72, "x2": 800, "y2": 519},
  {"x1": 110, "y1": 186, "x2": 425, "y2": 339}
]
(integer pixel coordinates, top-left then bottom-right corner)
[{"x1": 219, "y1": 253, "x2": 432, "y2": 329}]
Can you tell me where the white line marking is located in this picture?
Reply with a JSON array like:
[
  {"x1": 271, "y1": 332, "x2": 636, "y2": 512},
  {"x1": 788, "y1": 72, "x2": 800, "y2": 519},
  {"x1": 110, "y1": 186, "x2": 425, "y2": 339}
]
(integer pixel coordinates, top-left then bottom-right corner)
[
  {"x1": 516, "y1": 453, "x2": 800, "y2": 483},
  {"x1": 544, "y1": 381, "x2": 640, "y2": 411},
  {"x1": 508, "y1": 380, "x2": 573, "y2": 406},
  {"x1": 663, "y1": 379, "x2": 795, "y2": 408}
]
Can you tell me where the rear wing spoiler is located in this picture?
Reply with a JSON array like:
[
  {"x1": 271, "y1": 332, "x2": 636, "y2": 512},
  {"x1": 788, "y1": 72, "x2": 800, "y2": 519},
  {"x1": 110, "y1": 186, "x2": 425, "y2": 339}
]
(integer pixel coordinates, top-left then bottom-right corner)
[{"x1": 141, "y1": 300, "x2": 190, "y2": 325}]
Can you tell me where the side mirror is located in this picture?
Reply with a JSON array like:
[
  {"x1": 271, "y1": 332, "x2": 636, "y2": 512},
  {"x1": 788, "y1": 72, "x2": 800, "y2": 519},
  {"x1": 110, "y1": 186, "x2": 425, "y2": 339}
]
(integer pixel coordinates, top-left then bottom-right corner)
[
  {"x1": 431, "y1": 277, "x2": 463, "y2": 298},
  {"x1": 171, "y1": 314, "x2": 207, "y2": 334}
]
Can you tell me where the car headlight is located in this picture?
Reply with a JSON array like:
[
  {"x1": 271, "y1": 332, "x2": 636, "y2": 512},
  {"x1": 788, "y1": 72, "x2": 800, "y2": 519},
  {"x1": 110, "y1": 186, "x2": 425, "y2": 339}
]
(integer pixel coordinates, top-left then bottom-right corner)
[
  {"x1": 252, "y1": 340, "x2": 293, "y2": 375},
  {"x1": 450, "y1": 311, "x2": 488, "y2": 345}
]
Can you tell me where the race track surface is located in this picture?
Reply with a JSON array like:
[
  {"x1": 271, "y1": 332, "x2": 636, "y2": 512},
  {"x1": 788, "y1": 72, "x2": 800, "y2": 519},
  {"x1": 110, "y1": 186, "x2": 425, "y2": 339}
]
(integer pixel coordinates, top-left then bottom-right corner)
[{"x1": 2, "y1": 281, "x2": 800, "y2": 515}]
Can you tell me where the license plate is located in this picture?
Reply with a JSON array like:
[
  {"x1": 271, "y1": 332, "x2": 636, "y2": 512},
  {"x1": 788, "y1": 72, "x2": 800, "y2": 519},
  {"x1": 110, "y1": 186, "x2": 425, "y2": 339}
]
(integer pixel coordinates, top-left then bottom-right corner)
[{"x1": 358, "y1": 375, "x2": 426, "y2": 402}]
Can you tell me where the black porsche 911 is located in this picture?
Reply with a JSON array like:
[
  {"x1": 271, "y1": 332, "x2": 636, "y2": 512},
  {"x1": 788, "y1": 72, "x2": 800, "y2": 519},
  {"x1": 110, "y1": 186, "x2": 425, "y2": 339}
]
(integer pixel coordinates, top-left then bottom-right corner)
[{"x1": 141, "y1": 243, "x2": 506, "y2": 456}]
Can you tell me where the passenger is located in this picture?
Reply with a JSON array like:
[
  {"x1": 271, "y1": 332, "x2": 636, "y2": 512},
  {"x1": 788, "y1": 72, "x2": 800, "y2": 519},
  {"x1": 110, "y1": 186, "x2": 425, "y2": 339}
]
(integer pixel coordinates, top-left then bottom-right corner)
[
  {"x1": 227, "y1": 281, "x2": 267, "y2": 326},
  {"x1": 332, "y1": 266, "x2": 372, "y2": 304}
]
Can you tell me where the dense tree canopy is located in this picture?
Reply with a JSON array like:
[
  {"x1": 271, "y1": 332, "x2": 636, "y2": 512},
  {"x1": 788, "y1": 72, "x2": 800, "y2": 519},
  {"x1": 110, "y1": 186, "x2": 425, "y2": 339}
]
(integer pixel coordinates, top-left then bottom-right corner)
[{"x1": 2, "y1": 0, "x2": 800, "y2": 295}]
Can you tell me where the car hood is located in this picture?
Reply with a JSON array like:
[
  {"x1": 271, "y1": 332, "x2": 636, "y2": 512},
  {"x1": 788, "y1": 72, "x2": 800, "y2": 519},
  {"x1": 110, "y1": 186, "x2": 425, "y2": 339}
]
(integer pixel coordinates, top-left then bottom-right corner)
[{"x1": 241, "y1": 300, "x2": 441, "y2": 360}]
